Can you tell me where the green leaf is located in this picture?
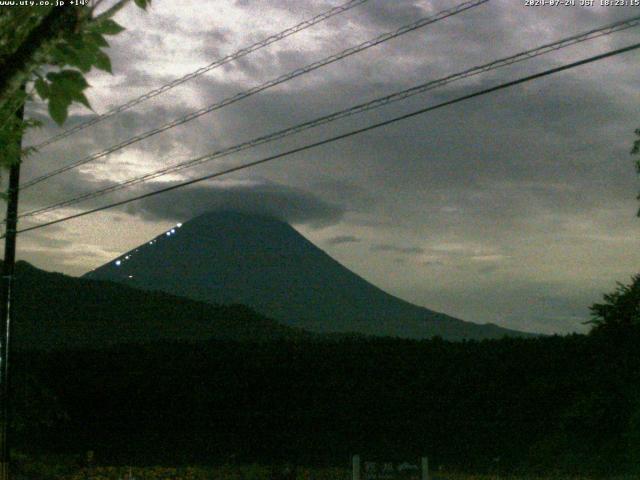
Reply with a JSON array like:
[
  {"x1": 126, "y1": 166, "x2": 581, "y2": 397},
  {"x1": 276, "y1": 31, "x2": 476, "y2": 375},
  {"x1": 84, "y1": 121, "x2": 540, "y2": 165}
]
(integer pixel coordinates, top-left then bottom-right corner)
[
  {"x1": 45, "y1": 70, "x2": 92, "y2": 120},
  {"x1": 61, "y1": 42, "x2": 98, "y2": 73},
  {"x1": 34, "y1": 78, "x2": 49, "y2": 100},
  {"x1": 48, "y1": 98, "x2": 69, "y2": 125},
  {"x1": 65, "y1": 34, "x2": 86, "y2": 51},
  {"x1": 47, "y1": 70, "x2": 89, "y2": 90},
  {"x1": 87, "y1": 32, "x2": 109, "y2": 48},
  {"x1": 134, "y1": 0, "x2": 149, "y2": 9},
  {"x1": 73, "y1": 48, "x2": 96, "y2": 73},
  {"x1": 50, "y1": 44, "x2": 82, "y2": 69},
  {"x1": 69, "y1": 90, "x2": 92, "y2": 110},
  {"x1": 93, "y1": 19, "x2": 125, "y2": 36},
  {"x1": 94, "y1": 50, "x2": 112, "y2": 74}
]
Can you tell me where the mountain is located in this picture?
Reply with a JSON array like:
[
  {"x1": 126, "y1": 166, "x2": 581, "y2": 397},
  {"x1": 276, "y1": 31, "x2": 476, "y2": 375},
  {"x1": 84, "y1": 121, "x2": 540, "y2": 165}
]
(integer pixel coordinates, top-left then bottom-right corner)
[
  {"x1": 84, "y1": 210, "x2": 531, "y2": 340},
  {"x1": 10, "y1": 260, "x2": 318, "y2": 350}
]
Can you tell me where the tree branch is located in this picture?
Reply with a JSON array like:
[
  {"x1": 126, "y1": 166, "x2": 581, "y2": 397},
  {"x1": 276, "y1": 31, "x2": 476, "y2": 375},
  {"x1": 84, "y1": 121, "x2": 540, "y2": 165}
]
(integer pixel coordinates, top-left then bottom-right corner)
[
  {"x1": 0, "y1": 7, "x2": 79, "y2": 103},
  {"x1": 94, "y1": 0, "x2": 132, "y2": 21}
]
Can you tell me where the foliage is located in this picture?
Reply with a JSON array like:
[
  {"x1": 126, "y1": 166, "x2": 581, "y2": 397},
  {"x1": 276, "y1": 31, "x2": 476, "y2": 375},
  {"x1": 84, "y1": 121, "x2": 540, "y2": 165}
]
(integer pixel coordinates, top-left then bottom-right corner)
[
  {"x1": 632, "y1": 128, "x2": 640, "y2": 157},
  {"x1": 0, "y1": 0, "x2": 151, "y2": 169},
  {"x1": 9, "y1": 330, "x2": 639, "y2": 477},
  {"x1": 9, "y1": 261, "x2": 314, "y2": 350},
  {"x1": 588, "y1": 274, "x2": 640, "y2": 331}
]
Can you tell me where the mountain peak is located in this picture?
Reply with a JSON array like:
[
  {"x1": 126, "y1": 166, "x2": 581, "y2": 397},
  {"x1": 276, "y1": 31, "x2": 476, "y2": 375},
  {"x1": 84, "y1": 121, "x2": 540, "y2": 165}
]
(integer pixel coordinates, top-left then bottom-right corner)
[{"x1": 85, "y1": 210, "x2": 532, "y2": 340}]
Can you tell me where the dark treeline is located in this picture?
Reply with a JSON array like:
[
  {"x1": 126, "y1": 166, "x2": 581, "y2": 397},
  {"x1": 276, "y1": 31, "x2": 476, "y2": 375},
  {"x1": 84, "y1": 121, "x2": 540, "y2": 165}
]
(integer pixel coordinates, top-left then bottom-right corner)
[{"x1": 10, "y1": 326, "x2": 640, "y2": 477}]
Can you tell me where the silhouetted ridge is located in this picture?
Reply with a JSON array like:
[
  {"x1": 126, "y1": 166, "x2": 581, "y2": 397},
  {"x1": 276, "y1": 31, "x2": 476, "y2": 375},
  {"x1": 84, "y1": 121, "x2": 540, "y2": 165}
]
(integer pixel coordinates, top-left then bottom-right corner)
[{"x1": 8, "y1": 260, "x2": 317, "y2": 350}]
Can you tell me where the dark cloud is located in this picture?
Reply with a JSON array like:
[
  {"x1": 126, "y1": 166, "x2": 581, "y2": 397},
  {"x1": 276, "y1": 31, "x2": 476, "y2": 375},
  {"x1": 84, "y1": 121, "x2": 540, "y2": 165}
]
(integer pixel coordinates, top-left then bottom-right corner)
[
  {"x1": 371, "y1": 244, "x2": 424, "y2": 255},
  {"x1": 131, "y1": 181, "x2": 345, "y2": 227},
  {"x1": 356, "y1": 0, "x2": 430, "y2": 31},
  {"x1": 325, "y1": 234, "x2": 361, "y2": 245}
]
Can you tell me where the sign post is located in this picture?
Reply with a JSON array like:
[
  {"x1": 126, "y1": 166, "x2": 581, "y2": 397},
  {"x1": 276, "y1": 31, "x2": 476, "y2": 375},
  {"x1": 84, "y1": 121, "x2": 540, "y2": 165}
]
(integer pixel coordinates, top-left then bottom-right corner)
[
  {"x1": 421, "y1": 457, "x2": 429, "y2": 480},
  {"x1": 353, "y1": 456, "x2": 428, "y2": 480}
]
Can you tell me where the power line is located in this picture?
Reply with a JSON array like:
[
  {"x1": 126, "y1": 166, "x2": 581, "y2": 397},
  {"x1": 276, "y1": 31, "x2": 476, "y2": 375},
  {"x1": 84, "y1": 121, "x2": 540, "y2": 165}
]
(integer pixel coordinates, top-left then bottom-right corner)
[
  {"x1": 20, "y1": 0, "x2": 489, "y2": 190},
  {"x1": 27, "y1": 0, "x2": 371, "y2": 150},
  {"x1": 17, "y1": 13, "x2": 640, "y2": 220},
  {"x1": 22, "y1": 0, "x2": 487, "y2": 188},
  {"x1": 12, "y1": 41, "x2": 640, "y2": 237}
]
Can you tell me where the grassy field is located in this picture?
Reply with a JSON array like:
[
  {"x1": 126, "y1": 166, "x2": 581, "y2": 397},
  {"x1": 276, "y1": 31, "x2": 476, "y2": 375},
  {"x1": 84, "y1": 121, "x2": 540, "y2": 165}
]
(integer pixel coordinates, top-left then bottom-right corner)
[{"x1": 16, "y1": 463, "x2": 625, "y2": 480}]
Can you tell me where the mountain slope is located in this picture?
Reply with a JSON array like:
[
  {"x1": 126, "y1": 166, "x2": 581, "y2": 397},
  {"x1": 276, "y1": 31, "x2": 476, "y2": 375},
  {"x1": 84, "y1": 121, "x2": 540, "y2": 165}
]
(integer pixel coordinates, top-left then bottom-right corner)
[
  {"x1": 84, "y1": 211, "x2": 531, "y2": 340},
  {"x1": 10, "y1": 261, "x2": 316, "y2": 350}
]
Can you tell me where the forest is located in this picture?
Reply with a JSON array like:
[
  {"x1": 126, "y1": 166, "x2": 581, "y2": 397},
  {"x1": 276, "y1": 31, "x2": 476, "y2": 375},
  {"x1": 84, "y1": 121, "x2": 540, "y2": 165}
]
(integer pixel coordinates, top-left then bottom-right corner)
[{"x1": 10, "y1": 313, "x2": 640, "y2": 477}]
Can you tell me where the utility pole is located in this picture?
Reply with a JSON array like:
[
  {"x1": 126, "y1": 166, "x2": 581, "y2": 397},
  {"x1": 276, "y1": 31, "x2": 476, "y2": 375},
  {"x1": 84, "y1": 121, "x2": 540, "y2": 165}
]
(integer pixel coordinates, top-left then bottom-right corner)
[{"x1": 0, "y1": 98, "x2": 24, "y2": 480}]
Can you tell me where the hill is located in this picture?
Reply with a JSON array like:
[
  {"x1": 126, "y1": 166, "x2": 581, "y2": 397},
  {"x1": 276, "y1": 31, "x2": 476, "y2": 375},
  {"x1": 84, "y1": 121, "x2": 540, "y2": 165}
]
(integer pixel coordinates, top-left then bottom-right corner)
[
  {"x1": 84, "y1": 210, "x2": 532, "y2": 340},
  {"x1": 10, "y1": 260, "x2": 316, "y2": 350}
]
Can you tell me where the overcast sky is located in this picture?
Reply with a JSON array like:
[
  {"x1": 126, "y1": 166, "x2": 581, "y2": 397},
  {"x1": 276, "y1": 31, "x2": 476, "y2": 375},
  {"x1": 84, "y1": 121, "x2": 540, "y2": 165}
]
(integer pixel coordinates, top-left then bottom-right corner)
[{"x1": 12, "y1": 0, "x2": 640, "y2": 334}]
